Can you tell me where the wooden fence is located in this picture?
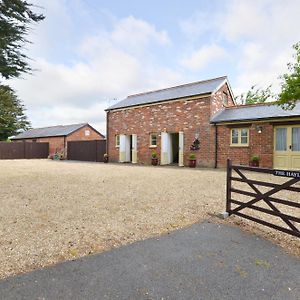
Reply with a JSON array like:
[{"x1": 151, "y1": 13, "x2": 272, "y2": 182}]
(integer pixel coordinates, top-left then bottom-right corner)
[
  {"x1": 67, "y1": 140, "x2": 106, "y2": 162},
  {"x1": 0, "y1": 142, "x2": 49, "y2": 159},
  {"x1": 226, "y1": 159, "x2": 300, "y2": 238}
]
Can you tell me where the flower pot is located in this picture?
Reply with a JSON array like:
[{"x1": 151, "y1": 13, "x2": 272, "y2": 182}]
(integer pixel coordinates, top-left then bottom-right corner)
[
  {"x1": 151, "y1": 158, "x2": 158, "y2": 166},
  {"x1": 250, "y1": 160, "x2": 259, "y2": 167},
  {"x1": 189, "y1": 159, "x2": 196, "y2": 168},
  {"x1": 104, "y1": 156, "x2": 109, "y2": 163}
]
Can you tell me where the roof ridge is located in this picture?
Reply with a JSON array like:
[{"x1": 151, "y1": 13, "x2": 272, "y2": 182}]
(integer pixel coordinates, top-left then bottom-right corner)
[
  {"x1": 225, "y1": 101, "x2": 277, "y2": 110},
  {"x1": 127, "y1": 76, "x2": 227, "y2": 98},
  {"x1": 26, "y1": 123, "x2": 88, "y2": 131}
]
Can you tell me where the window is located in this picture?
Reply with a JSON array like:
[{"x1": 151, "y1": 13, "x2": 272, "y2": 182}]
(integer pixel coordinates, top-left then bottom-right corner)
[
  {"x1": 85, "y1": 130, "x2": 90, "y2": 136},
  {"x1": 149, "y1": 133, "x2": 157, "y2": 147},
  {"x1": 115, "y1": 134, "x2": 120, "y2": 147},
  {"x1": 223, "y1": 92, "x2": 228, "y2": 106},
  {"x1": 231, "y1": 128, "x2": 249, "y2": 146}
]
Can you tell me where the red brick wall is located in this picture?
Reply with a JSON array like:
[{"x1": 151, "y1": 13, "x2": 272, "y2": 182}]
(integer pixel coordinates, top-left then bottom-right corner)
[
  {"x1": 107, "y1": 83, "x2": 235, "y2": 167},
  {"x1": 211, "y1": 83, "x2": 235, "y2": 116},
  {"x1": 67, "y1": 125, "x2": 103, "y2": 142},
  {"x1": 217, "y1": 123, "x2": 274, "y2": 168},
  {"x1": 109, "y1": 95, "x2": 228, "y2": 166},
  {"x1": 108, "y1": 96, "x2": 214, "y2": 166}
]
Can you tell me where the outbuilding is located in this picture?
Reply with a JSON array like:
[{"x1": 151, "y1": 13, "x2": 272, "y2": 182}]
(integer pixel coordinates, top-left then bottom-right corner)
[{"x1": 11, "y1": 123, "x2": 105, "y2": 156}]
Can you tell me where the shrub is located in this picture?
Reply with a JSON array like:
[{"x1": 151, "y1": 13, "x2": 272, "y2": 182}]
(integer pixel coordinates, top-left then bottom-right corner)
[
  {"x1": 189, "y1": 153, "x2": 196, "y2": 160},
  {"x1": 151, "y1": 151, "x2": 157, "y2": 159},
  {"x1": 251, "y1": 155, "x2": 260, "y2": 162}
]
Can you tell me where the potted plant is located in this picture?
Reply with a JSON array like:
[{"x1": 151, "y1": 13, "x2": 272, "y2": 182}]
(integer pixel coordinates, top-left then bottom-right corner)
[
  {"x1": 151, "y1": 151, "x2": 159, "y2": 166},
  {"x1": 188, "y1": 153, "x2": 197, "y2": 168},
  {"x1": 53, "y1": 153, "x2": 60, "y2": 161},
  {"x1": 250, "y1": 155, "x2": 260, "y2": 167},
  {"x1": 103, "y1": 153, "x2": 109, "y2": 163}
]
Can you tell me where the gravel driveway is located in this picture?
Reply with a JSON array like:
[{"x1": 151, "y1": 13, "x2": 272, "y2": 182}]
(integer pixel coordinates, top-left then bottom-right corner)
[{"x1": 0, "y1": 159, "x2": 299, "y2": 279}]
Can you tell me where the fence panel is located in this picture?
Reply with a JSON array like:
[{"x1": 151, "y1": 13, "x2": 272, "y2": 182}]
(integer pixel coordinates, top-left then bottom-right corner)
[
  {"x1": 0, "y1": 142, "x2": 49, "y2": 159},
  {"x1": 96, "y1": 140, "x2": 106, "y2": 162},
  {"x1": 67, "y1": 140, "x2": 106, "y2": 162},
  {"x1": 226, "y1": 159, "x2": 300, "y2": 238},
  {"x1": 25, "y1": 143, "x2": 49, "y2": 159},
  {"x1": 0, "y1": 142, "x2": 24, "y2": 159}
]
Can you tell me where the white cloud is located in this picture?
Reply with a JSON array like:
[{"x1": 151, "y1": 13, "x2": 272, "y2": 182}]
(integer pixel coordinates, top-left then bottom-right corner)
[
  {"x1": 180, "y1": 44, "x2": 227, "y2": 71},
  {"x1": 111, "y1": 16, "x2": 170, "y2": 49},
  {"x1": 11, "y1": 12, "x2": 180, "y2": 133},
  {"x1": 221, "y1": 0, "x2": 299, "y2": 93},
  {"x1": 179, "y1": 0, "x2": 300, "y2": 94}
]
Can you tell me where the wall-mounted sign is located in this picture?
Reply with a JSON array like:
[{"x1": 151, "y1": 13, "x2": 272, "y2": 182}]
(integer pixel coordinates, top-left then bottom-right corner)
[{"x1": 273, "y1": 169, "x2": 300, "y2": 178}]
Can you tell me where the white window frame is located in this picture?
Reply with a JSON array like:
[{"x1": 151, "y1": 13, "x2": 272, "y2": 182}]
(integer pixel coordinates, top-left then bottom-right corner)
[
  {"x1": 149, "y1": 133, "x2": 157, "y2": 148},
  {"x1": 230, "y1": 128, "x2": 249, "y2": 147},
  {"x1": 85, "y1": 129, "x2": 90, "y2": 136},
  {"x1": 115, "y1": 134, "x2": 120, "y2": 148}
]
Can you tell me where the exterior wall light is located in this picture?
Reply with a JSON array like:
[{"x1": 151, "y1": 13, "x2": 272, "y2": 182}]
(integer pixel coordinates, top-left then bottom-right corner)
[{"x1": 256, "y1": 126, "x2": 263, "y2": 134}]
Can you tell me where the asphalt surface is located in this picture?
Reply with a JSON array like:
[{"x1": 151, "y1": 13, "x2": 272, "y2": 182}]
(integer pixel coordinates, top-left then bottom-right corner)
[{"x1": 0, "y1": 222, "x2": 299, "y2": 300}]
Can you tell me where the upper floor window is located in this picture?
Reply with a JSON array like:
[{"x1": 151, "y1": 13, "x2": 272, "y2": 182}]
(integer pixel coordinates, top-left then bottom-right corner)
[
  {"x1": 115, "y1": 134, "x2": 120, "y2": 147},
  {"x1": 149, "y1": 133, "x2": 157, "y2": 147},
  {"x1": 85, "y1": 130, "x2": 90, "y2": 136},
  {"x1": 231, "y1": 128, "x2": 249, "y2": 146},
  {"x1": 223, "y1": 92, "x2": 228, "y2": 106}
]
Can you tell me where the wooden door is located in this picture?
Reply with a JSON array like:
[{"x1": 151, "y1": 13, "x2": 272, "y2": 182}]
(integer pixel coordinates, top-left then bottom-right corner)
[{"x1": 274, "y1": 125, "x2": 300, "y2": 169}]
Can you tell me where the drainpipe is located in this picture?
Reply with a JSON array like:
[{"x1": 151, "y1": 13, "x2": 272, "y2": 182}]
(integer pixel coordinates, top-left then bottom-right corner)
[
  {"x1": 106, "y1": 110, "x2": 109, "y2": 156},
  {"x1": 64, "y1": 136, "x2": 67, "y2": 158},
  {"x1": 214, "y1": 124, "x2": 218, "y2": 169}
]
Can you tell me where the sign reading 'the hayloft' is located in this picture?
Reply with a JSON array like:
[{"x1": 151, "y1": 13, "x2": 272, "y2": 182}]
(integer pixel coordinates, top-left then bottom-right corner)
[{"x1": 274, "y1": 169, "x2": 300, "y2": 178}]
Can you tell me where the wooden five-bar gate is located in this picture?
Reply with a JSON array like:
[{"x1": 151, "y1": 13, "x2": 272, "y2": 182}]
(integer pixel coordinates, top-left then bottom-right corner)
[{"x1": 226, "y1": 159, "x2": 300, "y2": 238}]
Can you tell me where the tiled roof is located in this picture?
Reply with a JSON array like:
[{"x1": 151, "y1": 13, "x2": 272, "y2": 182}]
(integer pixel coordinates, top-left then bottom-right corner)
[
  {"x1": 107, "y1": 76, "x2": 228, "y2": 110},
  {"x1": 11, "y1": 123, "x2": 89, "y2": 140},
  {"x1": 211, "y1": 102, "x2": 300, "y2": 123}
]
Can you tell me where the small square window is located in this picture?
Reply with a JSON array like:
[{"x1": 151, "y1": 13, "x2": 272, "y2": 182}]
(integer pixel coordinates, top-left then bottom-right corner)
[
  {"x1": 149, "y1": 133, "x2": 157, "y2": 147},
  {"x1": 115, "y1": 134, "x2": 120, "y2": 147},
  {"x1": 85, "y1": 130, "x2": 90, "y2": 136},
  {"x1": 231, "y1": 128, "x2": 249, "y2": 146}
]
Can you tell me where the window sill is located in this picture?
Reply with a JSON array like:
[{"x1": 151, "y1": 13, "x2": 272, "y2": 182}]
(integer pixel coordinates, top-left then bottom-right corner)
[
  {"x1": 149, "y1": 145, "x2": 157, "y2": 148},
  {"x1": 115, "y1": 146, "x2": 120, "y2": 148},
  {"x1": 230, "y1": 144, "x2": 249, "y2": 148}
]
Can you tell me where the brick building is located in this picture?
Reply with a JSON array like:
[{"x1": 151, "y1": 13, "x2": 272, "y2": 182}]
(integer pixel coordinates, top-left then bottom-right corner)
[
  {"x1": 211, "y1": 103, "x2": 300, "y2": 169},
  {"x1": 12, "y1": 123, "x2": 104, "y2": 156},
  {"x1": 106, "y1": 76, "x2": 300, "y2": 170}
]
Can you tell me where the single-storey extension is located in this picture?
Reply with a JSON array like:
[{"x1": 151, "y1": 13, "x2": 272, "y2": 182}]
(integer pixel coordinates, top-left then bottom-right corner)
[
  {"x1": 11, "y1": 123, "x2": 105, "y2": 156},
  {"x1": 105, "y1": 76, "x2": 300, "y2": 169},
  {"x1": 211, "y1": 103, "x2": 300, "y2": 169}
]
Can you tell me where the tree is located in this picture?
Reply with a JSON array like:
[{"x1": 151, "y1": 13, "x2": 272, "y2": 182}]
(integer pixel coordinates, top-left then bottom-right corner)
[
  {"x1": 0, "y1": 85, "x2": 30, "y2": 140},
  {"x1": 0, "y1": 0, "x2": 45, "y2": 80},
  {"x1": 235, "y1": 85, "x2": 274, "y2": 105},
  {"x1": 277, "y1": 42, "x2": 300, "y2": 109}
]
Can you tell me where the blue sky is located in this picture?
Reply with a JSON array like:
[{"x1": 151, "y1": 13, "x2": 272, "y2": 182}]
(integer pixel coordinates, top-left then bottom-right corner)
[{"x1": 10, "y1": 0, "x2": 300, "y2": 133}]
